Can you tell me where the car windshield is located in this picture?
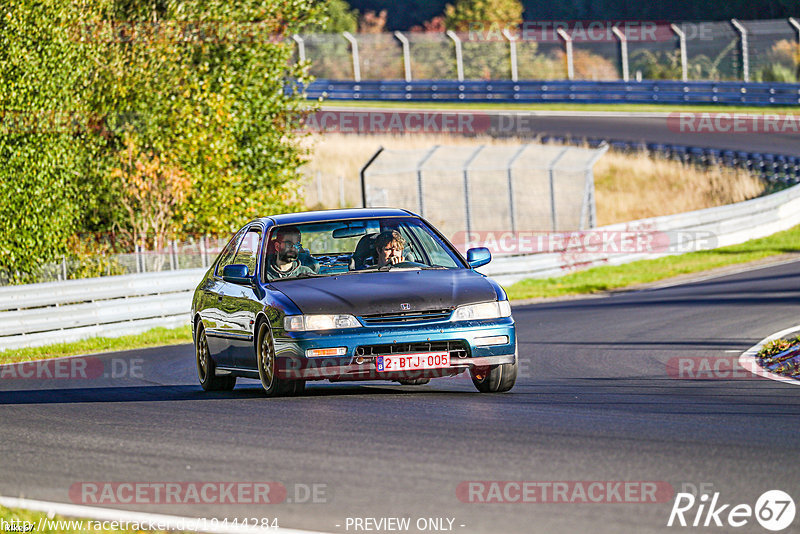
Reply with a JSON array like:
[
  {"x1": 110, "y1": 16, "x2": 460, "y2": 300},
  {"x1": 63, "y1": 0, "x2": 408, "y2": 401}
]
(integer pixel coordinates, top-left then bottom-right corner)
[{"x1": 263, "y1": 217, "x2": 464, "y2": 282}]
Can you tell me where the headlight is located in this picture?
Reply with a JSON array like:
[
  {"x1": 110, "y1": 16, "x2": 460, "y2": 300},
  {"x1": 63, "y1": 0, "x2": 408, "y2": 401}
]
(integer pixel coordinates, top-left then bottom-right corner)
[
  {"x1": 452, "y1": 301, "x2": 512, "y2": 321},
  {"x1": 284, "y1": 314, "x2": 361, "y2": 331}
]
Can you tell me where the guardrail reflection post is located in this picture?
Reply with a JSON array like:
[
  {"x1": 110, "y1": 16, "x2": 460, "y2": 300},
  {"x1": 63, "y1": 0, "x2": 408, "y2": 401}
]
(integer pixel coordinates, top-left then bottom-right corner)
[
  {"x1": 670, "y1": 24, "x2": 689, "y2": 82},
  {"x1": 462, "y1": 146, "x2": 485, "y2": 238},
  {"x1": 731, "y1": 19, "x2": 749, "y2": 82},
  {"x1": 394, "y1": 31, "x2": 412, "y2": 82},
  {"x1": 556, "y1": 28, "x2": 574, "y2": 80},
  {"x1": 446, "y1": 30, "x2": 464, "y2": 82},
  {"x1": 611, "y1": 26, "x2": 629, "y2": 82},
  {"x1": 342, "y1": 31, "x2": 361, "y2": 82},
  {"x1": 503, "y1": 29, "x2": 518, "y2": 82},
  {"x1": 548, "y1": 147, "x2": 570, "y2": 231}
]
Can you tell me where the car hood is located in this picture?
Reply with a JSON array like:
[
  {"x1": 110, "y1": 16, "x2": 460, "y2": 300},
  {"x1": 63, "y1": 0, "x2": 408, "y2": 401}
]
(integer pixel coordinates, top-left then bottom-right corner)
[{"x1": 271, "y1": 269, "x2": 497, "y2": 316}]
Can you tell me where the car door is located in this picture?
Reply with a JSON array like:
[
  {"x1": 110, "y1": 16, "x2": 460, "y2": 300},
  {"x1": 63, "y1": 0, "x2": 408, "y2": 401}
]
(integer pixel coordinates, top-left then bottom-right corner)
[
  {"x1": 202, "y1": 227, "x2": 247, "y2": 368},
  {"x1": 217, "y1": 225, "x2": 265, "y2": 369}
]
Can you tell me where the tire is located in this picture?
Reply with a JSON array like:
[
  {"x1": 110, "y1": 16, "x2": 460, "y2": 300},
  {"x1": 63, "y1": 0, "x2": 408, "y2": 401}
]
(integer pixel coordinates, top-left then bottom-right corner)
[
  {"x1": 257, "y1": 321, "x2": 300, "y2": 397},
  {"x1": 196, "y1": 323, "x2": 236, "y2": 391},
  {"x1": 397, "y1": 378, "x2": 430, "y2": 385},
  {"x1": 470, "y1": 358, "x2": 517, "y2": 393}
]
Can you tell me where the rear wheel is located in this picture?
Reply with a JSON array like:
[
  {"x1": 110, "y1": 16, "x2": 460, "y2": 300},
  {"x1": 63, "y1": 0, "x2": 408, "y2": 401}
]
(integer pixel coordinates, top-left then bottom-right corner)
[
  {"x1": 470, "y1": 358, "x2": 517, "y2": 393},
  {"x1": 196, "y1": 323, "x2": 236, "y2": 391},
  {"x1": 257, "y1": 321, "x2": 301, "y2": 397}
]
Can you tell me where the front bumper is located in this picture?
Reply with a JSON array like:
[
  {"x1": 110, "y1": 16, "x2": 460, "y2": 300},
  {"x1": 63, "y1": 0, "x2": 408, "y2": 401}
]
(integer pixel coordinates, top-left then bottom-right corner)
[{"x1": 273, "y1": 317, "x2": 516, "y2": 381}]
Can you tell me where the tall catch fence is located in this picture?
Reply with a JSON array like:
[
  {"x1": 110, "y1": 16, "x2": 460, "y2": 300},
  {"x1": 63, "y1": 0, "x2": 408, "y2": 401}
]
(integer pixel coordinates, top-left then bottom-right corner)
[
  {"x1": 294, "y1": 18, "x2": 800, "y2": 83},
  {"x1": 360, "y1": 143, "x2": 609, "y2": 248}
]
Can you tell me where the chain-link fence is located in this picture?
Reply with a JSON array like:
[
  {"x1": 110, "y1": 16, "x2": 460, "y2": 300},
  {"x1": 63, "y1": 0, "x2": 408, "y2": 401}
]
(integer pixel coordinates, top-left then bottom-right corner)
[
  {"x1": 294, "y1": 18, "x2": 800, "y2": 82},
  {"x1": 361, "y1": 143, "x2": 608, "y2": 249},
  {"x1": 0, "y1": 237, "x2": 229, "y2": 286}
]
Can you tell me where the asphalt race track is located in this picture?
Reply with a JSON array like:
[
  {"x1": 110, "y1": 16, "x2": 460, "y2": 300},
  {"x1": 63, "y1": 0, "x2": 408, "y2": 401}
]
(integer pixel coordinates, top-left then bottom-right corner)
[{"x1": 1, "y1": 260, "x2": 799, "y2": 533}]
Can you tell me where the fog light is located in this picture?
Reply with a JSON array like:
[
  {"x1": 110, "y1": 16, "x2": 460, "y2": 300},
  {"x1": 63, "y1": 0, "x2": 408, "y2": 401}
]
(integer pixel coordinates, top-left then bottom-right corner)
[
  {"x1": 306, "y1": 347, "x2": 347, "y2": 358},
  {"x1": 474, "y1": 335, "x2": 509, "y2": 347}
]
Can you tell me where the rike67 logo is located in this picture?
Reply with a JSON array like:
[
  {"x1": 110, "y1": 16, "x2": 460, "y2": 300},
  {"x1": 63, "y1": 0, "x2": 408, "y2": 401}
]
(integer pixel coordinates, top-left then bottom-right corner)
[{"x1": 667, "y1": 490, "x2": 795, "y2": 531}]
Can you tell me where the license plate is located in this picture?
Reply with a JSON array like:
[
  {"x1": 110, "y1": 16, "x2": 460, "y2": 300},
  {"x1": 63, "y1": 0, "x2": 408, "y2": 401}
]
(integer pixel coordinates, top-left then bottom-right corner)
[{"x1": 376, "y1": 351, "x2": 450, "y2": 372}]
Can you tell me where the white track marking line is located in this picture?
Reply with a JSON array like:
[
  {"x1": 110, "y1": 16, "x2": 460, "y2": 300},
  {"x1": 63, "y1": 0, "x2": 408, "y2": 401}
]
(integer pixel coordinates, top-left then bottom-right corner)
[
  {"x1": 0, "y1": 496, "x2": 331, "y2": 534},
  {"x1": 739, "y1": 324, "x2": 800, "y2": 386}
]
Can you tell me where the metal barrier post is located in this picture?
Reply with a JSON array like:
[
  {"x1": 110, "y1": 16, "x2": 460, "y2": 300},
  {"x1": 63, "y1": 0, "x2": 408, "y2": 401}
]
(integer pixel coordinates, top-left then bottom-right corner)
[
  {"x1": 446, "y1": 30, "x2": 464, "y2": 82},
  {"x1": 342, "y1": 31, "x2": 361, "y2": 82},
  {"x1": 503, "y1": 29, "x2": 518, "y2": 82},
  {"x1": 506, "y1": 144, "x2": 530, "y2": 233},
  {"x1": 611, "y1": 26, "x2": 629, "y2": 82},
  {"x1": 580, "y1": 143, "x2": 609, "y2": 229},
  {"x1": 670, "y1": 24, "x2": 688, "y2": 82},
  {"x1": 462, "y1": 146, "x2": 485, "y2": 238},
  {"x1": 548, "y1": 147, "x2": 571, "y2": 231},
  {"x1": 731, "y1": 19, "x2": 749, "y2": 82},
  {"x1": 359, "y1": 146, "x2": 385, "y2": 208},
  {"x1": 415, "y1": 145, "x2": 440, "y2": 216},
  {"x1": 556, "y1": 28, "x2": 574, "y2": 80},
  {"x1": 292, "y1": 34, "x2": 306, "y2": 63},
  {"x1": 394, "y1": 31, "x2": 412, "y2": 82},
  {"x1": 790, "y1": 18, "x2": 800, "y2": 42}
]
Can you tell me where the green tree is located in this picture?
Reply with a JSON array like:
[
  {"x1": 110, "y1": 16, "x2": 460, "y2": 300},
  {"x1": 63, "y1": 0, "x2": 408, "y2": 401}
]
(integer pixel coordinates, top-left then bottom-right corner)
[{"x1": 444, "y1": 0, "x2": 523, "y2": 31}]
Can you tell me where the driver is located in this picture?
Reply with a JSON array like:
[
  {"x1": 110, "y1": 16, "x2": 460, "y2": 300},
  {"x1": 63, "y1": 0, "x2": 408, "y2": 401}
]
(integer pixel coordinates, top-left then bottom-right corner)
[
  {"x1": 374, "y1": 230, "x2": 406, "y2": 268},
  {"x1": 266, "y1": 226, "x2": 316, "y2": 279}
]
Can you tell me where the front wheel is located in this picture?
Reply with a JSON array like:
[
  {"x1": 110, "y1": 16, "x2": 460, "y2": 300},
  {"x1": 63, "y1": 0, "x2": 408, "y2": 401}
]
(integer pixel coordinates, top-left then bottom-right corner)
[
  {"x1": 470, "y1": 358, "x2": 517, "y2": 393},
  {"x1": 257, "y1": 322, "x2": 303, "y2": 397},
  {"x1": 196, "y1": 323, "x2": 236, "y2": 391}
]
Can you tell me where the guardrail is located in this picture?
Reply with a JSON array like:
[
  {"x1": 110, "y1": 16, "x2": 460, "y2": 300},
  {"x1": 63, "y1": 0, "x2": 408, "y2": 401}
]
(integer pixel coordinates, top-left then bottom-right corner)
[
  {"x1": 307, "y1": 80, "x2": 800, "y2": 106},
  {"x1": 479, "y1": 182, "x2": 800, "y2": 285},
  {"x1": 0, "y1": 269, "x2": 205, "y2": 351}
]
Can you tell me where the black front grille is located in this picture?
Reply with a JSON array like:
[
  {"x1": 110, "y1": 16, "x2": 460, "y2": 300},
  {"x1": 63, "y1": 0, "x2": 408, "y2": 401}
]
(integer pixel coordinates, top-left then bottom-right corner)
[
  {"x1": 355, "y1": 340, "x2": 469, "y2": 359},
  {"x1": 359, "y1": 309, "x2": 452, "y2": 325}
]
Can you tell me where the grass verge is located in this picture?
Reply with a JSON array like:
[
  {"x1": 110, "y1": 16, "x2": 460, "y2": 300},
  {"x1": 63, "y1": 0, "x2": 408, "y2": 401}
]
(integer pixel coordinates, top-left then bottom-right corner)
[
  {"x1": 322, "y1": 100, "x2": 800, "y2": 115},
  {"x1": 0, "y1": 505, "x2": 180, "y2": 533},
  {"x1": 505, "y1": 224, "x2": 800, "y2": 300},
  {"x1": 0, "y1": 325, "x2": 192, "y2": 365}
]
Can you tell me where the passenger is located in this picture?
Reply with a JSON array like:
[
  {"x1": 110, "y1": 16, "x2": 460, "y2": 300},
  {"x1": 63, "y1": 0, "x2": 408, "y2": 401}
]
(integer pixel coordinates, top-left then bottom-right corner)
[
  {"x1": 374, "y1": 230, "x2": 406, "y2": 268},
  {"x1": 266, "y1": 226, "x2": 316, "y2": 279}
]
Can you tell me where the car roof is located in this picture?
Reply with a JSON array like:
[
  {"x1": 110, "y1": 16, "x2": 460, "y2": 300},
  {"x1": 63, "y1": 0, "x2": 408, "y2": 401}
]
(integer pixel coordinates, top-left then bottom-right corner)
[{"x1": 260, "y1": 208, "x2": 418, "y2": 226}]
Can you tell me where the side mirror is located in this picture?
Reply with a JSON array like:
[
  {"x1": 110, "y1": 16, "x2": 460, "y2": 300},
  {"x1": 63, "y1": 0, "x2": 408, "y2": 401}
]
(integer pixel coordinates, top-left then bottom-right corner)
[
  {"x1": 222, "y1": 264, "x2": 253, "y2": 285},
  {"x1": 466, "y1": 247, "x2": 491, "y2": 269}
]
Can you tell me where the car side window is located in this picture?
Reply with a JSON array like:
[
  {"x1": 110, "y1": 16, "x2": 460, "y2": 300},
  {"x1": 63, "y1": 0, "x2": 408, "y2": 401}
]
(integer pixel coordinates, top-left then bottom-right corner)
[
  {"x1": 214, "y1": 228, "x2": 248, "y2": 276},
  {"x1": 233, "y1": 228, "x2": 263, "y2": 275}
]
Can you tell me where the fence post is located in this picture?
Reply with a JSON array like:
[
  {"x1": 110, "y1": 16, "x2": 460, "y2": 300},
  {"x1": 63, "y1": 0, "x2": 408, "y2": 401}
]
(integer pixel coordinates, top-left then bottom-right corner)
[
  {"x1": 580, "y1": 143, "x2": 609, "y2": 230},
  {"x1": 502, "y1": 29, "x2": 518, "y2": 82},
  {"x1": 316, "y1": 170, "x2": 323, "y2": 205},
  {"x1": 556, "y1": 28, "x2": 574, "y2": 80},
  {"x1": 342, "y1": 31, "x2": 361, "y2": 82},
  {"x1": 670, "y1": 23, "x2": 689, "y2": 82},
  {"x1": 790, "y1": 18, "x2": 800, "y2": 43},
  {"x1": 611, "y1": 26, "x2": 629, "y2": 82},
  {"x1": 359, "y1": 146, "x2": 385, "y2": 208},
  {"x1": 394, "y1": 31, "x2": 412, "y2": 82},
  {"x1": 339, "y1": 175, "x2": 345, "y2": 208},
  {"x1": 292, "y1": 34, "x2": 306, "y2": 63},
  {"x1": 446, "y1": 30, "x2": 464, "y2": 82},
  {"x1": 199, "y1": 237, "x2": 207, "y2": 269},
  {"x1": 547, "y1": 147, "x2": 571, "y2": 231},
  {"x1": 731, "y1": 19, "x2": 749, "y2": 82},
  {"x1": 415, "y1": 145, "x2": 440, "y2": 217},
  {"x1": 506, "y1": 144, "x2": 530, "y2": 233},
  {"x1": 462, "y1": 146, "x2": 485, "y2": 238}
]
